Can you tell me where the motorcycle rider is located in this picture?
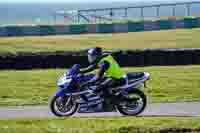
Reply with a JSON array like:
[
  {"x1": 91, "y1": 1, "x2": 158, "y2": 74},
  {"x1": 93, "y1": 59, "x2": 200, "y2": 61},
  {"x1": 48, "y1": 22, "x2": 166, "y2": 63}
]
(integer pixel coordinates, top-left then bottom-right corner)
[{"x1": 80, "y1": 47, "x2": 127, "y2": 110}]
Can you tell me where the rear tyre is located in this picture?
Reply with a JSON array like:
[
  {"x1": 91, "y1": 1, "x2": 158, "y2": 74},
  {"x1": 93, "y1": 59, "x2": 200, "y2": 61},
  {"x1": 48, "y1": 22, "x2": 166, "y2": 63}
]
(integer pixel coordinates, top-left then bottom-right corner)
[
  {"x1": 117, "y1": 89, "x2": 146, "y2": 116},
  {"x1": 49, "y1": 96, "x2": 78, "y2": 117}
]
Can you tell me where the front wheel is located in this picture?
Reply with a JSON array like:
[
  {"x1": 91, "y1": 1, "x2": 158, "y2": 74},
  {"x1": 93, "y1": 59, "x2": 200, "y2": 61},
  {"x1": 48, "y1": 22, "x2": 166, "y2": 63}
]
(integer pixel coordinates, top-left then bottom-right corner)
[
  {"x1": 49, "y1": 96, "x2": 78, "y2": 117},
  {"x1": 117, "y1": 89, "x2": 147, "y2": 116}
]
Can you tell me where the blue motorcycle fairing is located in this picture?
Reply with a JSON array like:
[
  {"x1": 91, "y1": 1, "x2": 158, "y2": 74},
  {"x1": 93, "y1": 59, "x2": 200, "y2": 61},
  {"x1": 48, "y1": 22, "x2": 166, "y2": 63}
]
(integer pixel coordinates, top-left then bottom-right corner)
[
  {"x1": 54, "y1": 87, "x2": 76, "y2": 97},
  {"x1": 54, "y1": 64, "x2": 96, "y2": 97},
  {"x1": 55, "y1": 82, "x2": 77, "y2": 97},
  {"x1": 66, "y1": 64, "x2": 81, "y2": 77},
  {"x1": 82, "y1": 74, "x2": 95, "y2": 82},
  {"x1": 54, "y1": 88, "x2": 67, "y2": 97}
]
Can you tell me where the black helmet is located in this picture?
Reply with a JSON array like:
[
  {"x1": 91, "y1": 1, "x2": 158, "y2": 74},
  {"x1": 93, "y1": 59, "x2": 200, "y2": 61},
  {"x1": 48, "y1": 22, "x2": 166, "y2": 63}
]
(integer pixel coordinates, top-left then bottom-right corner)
[{"x1": 88, "y1": 47, "x2": 102, "y2": 63}]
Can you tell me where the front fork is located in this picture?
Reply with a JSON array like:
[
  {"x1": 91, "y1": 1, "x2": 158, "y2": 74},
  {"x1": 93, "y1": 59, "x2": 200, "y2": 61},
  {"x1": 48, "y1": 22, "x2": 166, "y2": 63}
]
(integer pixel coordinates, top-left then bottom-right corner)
[{"x1": 62, "y1": 96, "x2": 72, "y2": 105}]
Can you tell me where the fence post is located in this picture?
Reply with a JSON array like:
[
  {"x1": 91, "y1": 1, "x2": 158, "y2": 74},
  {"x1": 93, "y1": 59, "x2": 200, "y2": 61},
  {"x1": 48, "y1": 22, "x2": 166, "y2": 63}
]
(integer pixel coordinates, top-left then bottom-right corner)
[
  {"x1": 94, "y1": 10, "x2": 97, "y2": 23},
  {"x1": 156, "y1": 6, "x2": 160, "y2": 18},
  {"x1": 78, "y1": 10, "x2": 80, "y2": 23},
  {"x1": 54, "y1": 13, "x2": 57, "y2": 25},
  {"x1": 141, "y1": 7, "x2": 144, "y2": 19},
  {"x1": 110, "y1": 8, "x2": 113, "y2": 18},
  {"x1": 172, "y1": 6, "x2": 176, "y2": 16},
  {"x1": 125, "y1": 8, "x2": 128, "y2": 18},
  {"x1": 187, "y1": 4, "x2": 191, "y2": 16}
]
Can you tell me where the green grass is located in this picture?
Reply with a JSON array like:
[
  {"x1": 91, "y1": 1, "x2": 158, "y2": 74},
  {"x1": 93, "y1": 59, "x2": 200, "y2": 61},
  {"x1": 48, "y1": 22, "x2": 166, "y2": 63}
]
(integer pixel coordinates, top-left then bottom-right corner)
[
  {"x1": 0, "y1": 28, "x2": 200, "y2": 54},
  {"x1": 0, "y1": 65, "x2": 200, "y2": 106},
  {"x1": 0, "y1": 117, "x2": 200, "y2": 133}
]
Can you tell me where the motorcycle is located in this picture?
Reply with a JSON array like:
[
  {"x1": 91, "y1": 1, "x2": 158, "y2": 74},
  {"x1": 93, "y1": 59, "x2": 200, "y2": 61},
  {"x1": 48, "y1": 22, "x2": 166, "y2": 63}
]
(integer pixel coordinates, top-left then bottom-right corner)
[{"x1": 49, "y1": 64, "x2": 150, "y2": 117}]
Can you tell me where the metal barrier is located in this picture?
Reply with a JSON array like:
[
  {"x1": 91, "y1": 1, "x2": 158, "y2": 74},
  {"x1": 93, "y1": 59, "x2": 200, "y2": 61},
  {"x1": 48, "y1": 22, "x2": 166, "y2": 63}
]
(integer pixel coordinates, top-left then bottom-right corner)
[
  {"x1": 1, "y1": 49, "x2": 200, "y2": 69},
  {"x1": 60, "y1": 1, "x2": 200, "y2": 23}
]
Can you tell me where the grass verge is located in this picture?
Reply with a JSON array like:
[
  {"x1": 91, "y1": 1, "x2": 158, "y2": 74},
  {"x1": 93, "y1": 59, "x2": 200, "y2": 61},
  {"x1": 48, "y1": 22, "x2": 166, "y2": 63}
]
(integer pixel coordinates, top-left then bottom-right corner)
[
  {"x1": 0, "y1": 65, "x2": 200, "y2": 106},
  {"x1": 0, "y1": 28, "x2": 200, "y2": 54},
  {"x1": 0, "y1": 117, "x2": 200, "y2": 133}
]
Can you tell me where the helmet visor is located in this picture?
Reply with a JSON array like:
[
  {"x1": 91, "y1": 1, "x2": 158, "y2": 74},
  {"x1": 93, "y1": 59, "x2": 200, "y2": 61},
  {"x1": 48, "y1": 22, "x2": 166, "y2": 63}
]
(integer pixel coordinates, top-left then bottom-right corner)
[{"x1": 88, "y1": 54, "x2": 96, "y2": 63}]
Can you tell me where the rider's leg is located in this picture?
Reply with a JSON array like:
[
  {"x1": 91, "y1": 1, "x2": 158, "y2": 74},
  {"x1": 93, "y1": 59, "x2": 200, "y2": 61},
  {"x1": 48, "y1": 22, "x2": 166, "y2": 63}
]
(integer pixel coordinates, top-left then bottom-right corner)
[
  {"x1": 97, "y1": 77, "x2": 126, "y2": 95},
  {"x1": 98, "y1": 78, "x2": 126, "y2": 111}
]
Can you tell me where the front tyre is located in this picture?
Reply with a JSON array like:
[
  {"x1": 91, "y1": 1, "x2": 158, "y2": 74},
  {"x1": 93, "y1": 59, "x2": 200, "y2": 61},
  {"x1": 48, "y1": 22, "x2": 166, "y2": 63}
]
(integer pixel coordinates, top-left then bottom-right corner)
[
  {"x1": 117, "y1": 89, "x2": 146, "y2": 116},
  {"x1": 49, "y1": 96, "x2": 78, "y2": 117}
]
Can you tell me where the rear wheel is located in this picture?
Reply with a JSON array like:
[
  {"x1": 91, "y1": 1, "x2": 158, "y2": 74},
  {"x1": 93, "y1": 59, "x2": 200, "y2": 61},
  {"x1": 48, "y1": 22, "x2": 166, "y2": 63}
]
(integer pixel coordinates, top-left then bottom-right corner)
[
  {"x1": 49, "y1": 96, "x2": 78, "y2": 117},
  {"x1": 117, "y1": 89, "x2": 146, "y2": 116}
]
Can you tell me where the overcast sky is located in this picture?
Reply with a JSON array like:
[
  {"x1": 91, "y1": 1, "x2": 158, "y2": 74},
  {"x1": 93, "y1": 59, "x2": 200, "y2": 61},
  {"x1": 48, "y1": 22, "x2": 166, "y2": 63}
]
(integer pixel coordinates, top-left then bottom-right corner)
[{"x1": 1, "y1": 0, "x2": 190, "y2": 3}]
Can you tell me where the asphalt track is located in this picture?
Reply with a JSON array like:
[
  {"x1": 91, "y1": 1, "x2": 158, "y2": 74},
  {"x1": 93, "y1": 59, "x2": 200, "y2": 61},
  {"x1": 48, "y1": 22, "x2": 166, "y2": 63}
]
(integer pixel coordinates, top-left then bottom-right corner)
[{"x1": 0, "y1": 102, "x2": 200, "y2": 119}]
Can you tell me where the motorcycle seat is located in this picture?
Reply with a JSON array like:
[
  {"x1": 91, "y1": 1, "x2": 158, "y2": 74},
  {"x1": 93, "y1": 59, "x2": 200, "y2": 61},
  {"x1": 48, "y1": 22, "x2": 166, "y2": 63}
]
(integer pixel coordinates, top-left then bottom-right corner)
[
  {"x1": 126, "y1": 72, "x2": 145, "y2": 80},
  {"x1": 118, "y1": 72, "x2": 150, "y2": 89}
]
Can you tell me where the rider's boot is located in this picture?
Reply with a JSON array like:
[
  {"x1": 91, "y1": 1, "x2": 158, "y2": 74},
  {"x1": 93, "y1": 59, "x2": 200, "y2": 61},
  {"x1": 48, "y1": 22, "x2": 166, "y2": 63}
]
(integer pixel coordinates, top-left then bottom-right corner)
[{"x1": 102, "y1": 99, "x2": 115, "y2": 112}]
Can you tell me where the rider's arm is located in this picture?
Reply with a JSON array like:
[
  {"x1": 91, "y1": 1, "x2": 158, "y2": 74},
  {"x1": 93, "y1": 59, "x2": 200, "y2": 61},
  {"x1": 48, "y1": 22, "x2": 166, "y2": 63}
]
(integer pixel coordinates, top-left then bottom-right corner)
[
  {"x1": 95, "y1": 61, "x2": 110, "y2": 81},
  {"x1": 80, "y1": 63, "x2": 97, "y2": 74},
  {"x1": 82, "y1": 61, "x2": 109, "y2": 86}
]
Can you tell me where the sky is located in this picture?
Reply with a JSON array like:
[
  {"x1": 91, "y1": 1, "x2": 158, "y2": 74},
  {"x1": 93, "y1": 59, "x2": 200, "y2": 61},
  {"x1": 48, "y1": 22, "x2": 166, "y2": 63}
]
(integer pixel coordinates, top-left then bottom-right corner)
[{"x1": 1, "y1": 0, "x2": 189, "y2": 3}]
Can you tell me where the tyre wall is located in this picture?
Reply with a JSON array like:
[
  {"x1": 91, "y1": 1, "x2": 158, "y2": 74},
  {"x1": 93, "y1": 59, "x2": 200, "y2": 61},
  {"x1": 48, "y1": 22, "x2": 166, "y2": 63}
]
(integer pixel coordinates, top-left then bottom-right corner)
[{"x1": 0, "y1": 49, "x2": 199, "y2": 69}]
